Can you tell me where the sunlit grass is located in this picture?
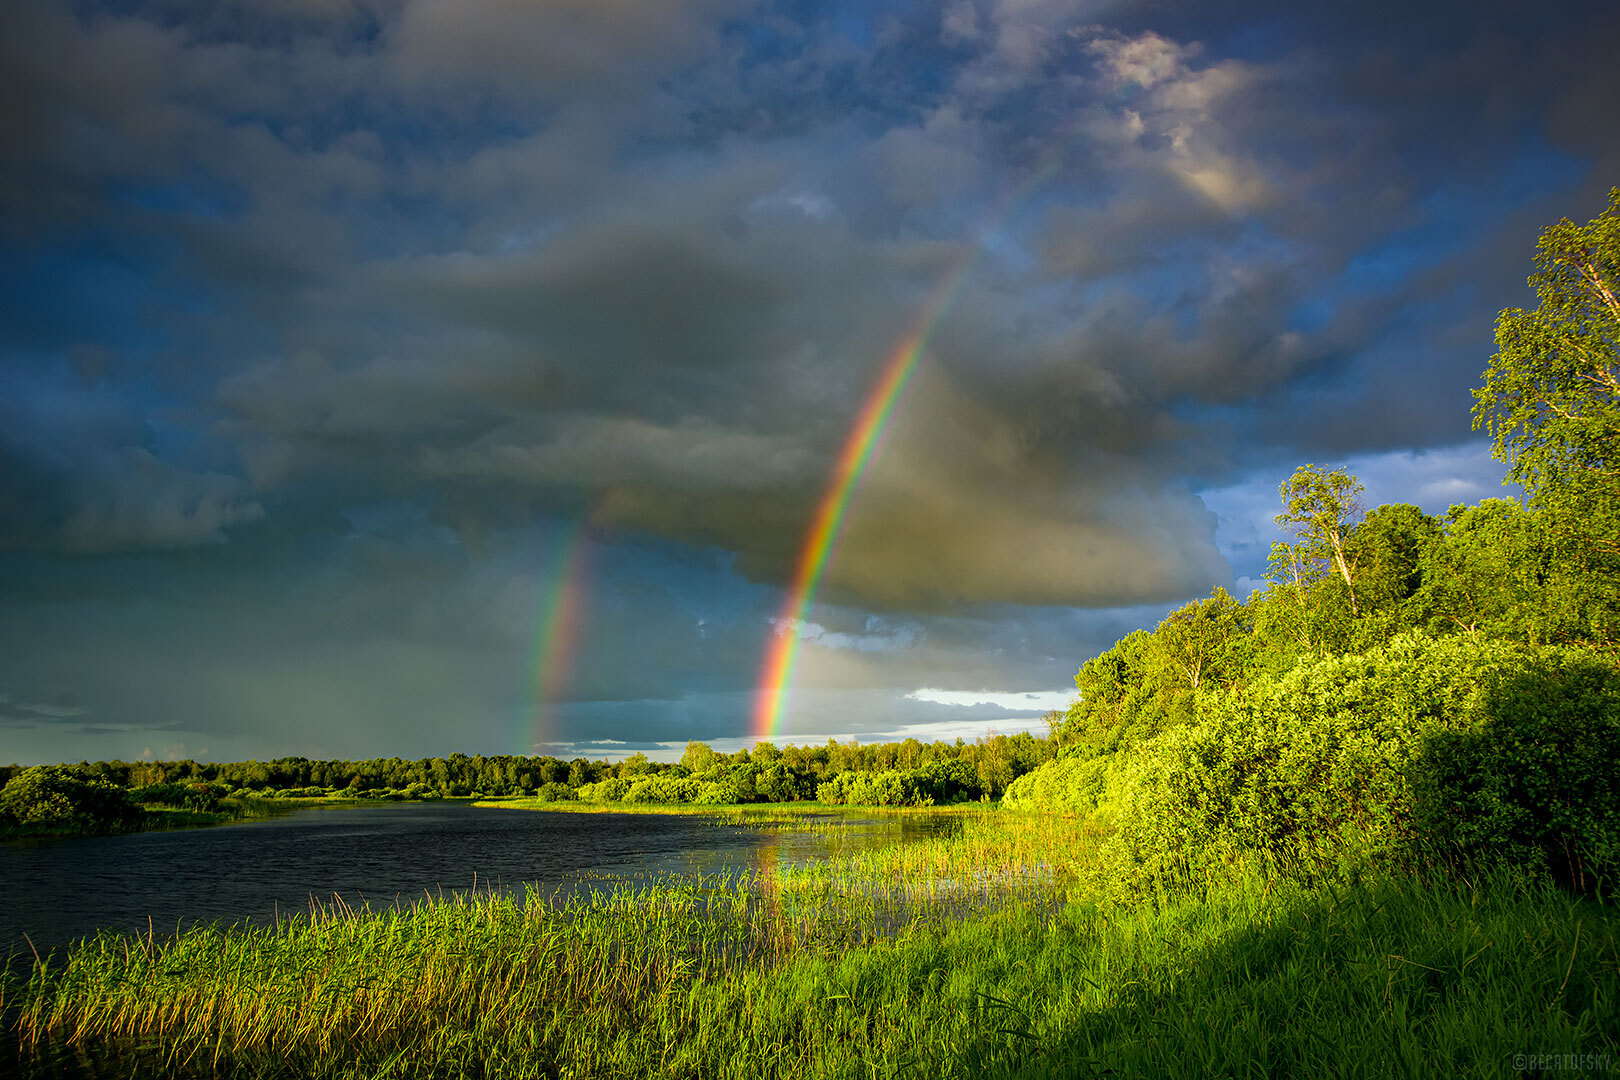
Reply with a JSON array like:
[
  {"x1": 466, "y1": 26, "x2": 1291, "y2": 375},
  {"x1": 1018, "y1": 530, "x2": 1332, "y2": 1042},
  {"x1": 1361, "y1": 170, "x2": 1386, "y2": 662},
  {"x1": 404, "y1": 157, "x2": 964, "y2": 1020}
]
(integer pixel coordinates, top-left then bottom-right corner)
[{"x1": 4, "y1": 808, "x2": 1616, "y2": 1078}]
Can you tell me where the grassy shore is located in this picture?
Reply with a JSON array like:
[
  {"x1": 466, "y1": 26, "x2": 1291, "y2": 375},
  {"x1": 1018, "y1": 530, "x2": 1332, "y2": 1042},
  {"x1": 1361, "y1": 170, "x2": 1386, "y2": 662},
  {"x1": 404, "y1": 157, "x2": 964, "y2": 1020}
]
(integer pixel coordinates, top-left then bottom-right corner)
[{"x1": 3, "y1": 808, "x2": 1616, "y2": 1078}]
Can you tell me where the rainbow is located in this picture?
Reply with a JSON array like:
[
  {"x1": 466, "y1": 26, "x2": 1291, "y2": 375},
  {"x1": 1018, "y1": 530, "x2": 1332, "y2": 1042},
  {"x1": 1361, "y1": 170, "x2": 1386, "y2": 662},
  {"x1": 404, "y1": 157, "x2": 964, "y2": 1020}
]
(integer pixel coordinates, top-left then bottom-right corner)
[
  {"x1": 751, "y1": 162, "x2": 1066, "y2": 742},
  {"x1": 527, "y1": 519, "x2": 592, "y2": 754}
]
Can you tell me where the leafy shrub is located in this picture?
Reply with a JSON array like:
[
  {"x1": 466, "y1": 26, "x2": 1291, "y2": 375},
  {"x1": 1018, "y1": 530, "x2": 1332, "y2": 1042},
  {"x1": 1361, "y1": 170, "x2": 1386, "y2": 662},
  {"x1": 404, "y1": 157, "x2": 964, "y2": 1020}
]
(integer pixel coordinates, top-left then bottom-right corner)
[
  {"x1": 755, "y1": 763, "x2": 803, "y2": 803},
  {"x1": 817, "y1": 770, "x2": 928, "y2": 806},
  {"x1": 694, "y1": 778, "x2": 741, "y2": 804},
  {"x1": 910, "y1": 759, "x2": 982, "y2": 804},
  {"x1": 578, "y1": 777, "x2": 631, "y2": 802},
  {"x1": 1002, "y1": 752, "x2": 1114, "y2": 813},
  {"x1": 1411, "y1": 651, "x2": 1620, "y2": 891},
  {"x1": 534, "y1": 782, "x2": 574, "y2": 802},
  {"x1": 0, "y1": 766, "x2": 140, "y2": 829},
  {"x1": 623, "y1": 776, "x2": 700, "y2": 804},
  {"x1": 1101, "y1": 634, "x2": 1614, "y2": 888}
]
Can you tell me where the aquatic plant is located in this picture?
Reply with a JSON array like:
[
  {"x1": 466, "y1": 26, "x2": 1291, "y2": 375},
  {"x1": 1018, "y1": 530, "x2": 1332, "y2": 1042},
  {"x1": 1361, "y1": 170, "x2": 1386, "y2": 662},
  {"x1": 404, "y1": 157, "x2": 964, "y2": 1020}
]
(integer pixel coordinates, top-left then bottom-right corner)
[{"x1": 4, "y1": 809, "x2": 1615, "y2": 1079}]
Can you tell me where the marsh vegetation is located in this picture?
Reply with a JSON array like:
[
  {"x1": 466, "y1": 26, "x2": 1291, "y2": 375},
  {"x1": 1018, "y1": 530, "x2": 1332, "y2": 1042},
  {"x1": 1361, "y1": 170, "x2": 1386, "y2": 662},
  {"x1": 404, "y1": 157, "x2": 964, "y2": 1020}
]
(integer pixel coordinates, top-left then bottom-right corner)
[{"x1": 3, "y1": 809, "x2": 1615, "y2": 1079}]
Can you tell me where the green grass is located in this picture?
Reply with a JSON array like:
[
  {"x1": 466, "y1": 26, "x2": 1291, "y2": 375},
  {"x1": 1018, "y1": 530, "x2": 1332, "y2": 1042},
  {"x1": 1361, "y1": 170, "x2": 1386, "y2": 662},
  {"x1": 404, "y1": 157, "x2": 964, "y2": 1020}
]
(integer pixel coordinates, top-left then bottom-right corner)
[{"x1": 3, "y1": 810, "x2": 1616, "y2": 1078}]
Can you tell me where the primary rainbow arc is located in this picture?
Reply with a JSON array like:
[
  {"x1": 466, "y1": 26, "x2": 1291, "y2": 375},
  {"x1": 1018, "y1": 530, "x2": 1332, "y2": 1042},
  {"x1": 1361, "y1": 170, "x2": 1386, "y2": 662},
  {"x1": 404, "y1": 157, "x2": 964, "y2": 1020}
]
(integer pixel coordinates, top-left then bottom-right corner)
[{"x1": 751, "y1": 162, "x2": 1065, "y2": 743}]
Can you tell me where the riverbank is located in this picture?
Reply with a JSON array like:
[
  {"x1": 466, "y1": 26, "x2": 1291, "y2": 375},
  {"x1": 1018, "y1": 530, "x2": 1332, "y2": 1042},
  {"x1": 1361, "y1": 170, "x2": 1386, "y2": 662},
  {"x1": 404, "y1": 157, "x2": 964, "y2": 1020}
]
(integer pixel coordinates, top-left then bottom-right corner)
[
  {"x1": 4, "y1": 807, "x2": 1614, "y2": 1078},
  {"x1": 472, "y1": 796, "x2": 996, "y2": 820},
  {"x1": 0, "y1": 797, "x2": 319, "y2": 842}
]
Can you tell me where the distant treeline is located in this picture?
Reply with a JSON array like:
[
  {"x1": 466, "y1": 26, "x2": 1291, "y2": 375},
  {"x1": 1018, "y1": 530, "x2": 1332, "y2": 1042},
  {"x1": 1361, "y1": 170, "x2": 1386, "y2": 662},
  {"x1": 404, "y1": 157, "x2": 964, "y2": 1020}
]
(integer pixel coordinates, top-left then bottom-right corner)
[{"x1": 0, "y1": 730, "x2": 1060, "y2": 822}]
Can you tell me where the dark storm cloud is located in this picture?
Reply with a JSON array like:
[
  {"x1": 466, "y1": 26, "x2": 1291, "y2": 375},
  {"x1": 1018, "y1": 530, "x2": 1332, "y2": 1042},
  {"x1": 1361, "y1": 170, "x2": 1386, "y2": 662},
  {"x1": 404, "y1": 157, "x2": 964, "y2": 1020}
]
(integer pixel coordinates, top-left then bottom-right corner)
[{"x1": 4, "y1": 0, "x2": 1620, "y2": 757}]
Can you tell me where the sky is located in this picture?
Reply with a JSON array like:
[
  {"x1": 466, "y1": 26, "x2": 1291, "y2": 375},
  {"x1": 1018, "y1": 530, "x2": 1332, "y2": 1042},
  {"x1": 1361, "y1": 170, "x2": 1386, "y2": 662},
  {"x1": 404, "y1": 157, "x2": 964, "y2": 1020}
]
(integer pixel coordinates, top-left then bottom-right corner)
[{"x1": 3, "y1": 0, "x2": 1619, "y2": 765}]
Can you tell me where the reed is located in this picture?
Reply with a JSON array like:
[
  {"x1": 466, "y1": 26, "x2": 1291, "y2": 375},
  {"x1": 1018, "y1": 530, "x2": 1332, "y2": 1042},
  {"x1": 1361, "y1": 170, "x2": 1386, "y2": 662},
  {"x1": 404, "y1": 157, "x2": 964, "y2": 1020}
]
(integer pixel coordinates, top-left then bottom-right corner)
[{"x1": 4, "y1": 809, "x2": 1616, "y2": 1078}]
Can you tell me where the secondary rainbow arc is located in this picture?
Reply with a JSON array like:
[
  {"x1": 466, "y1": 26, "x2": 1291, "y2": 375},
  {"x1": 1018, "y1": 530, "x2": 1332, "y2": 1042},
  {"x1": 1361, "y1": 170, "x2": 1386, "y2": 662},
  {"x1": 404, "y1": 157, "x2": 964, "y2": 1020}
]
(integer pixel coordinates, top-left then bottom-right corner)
[{"x1": 527, "y1": 519, "x2": 592, "y2": 755}]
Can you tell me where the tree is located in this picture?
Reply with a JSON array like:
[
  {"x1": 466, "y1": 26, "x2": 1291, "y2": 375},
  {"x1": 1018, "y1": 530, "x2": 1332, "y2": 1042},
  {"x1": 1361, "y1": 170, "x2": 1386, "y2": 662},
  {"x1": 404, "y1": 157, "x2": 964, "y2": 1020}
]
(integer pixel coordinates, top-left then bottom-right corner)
[
  {"x1": 679, "y1": 741, "x2": 719, "y2": 774},
  {"x1": 1346, "y1": 504, "x2": 1439, "y2": 614},
  {"x1": 1148, "y1": 587, "x2": 1251, "y2": 694},
  {"x1": 1275, "y1": 464, "x2": 1366, "y2": 612},
  {"x1": 1062, "y1": 629, "x2": 1159, "y2": 748},
  {"x1": 1415, "y1": 499, "x2": 1546, "y2": 641},
  {"x1": 1475, "y1": 187, "x2": 1620, "y2": 556},
  {"x1": 0, "y1": 765, "x2": 138, "y2": 829},
  {"x1": 617, "y1": 752, "x2": 653, "y2": 778}
]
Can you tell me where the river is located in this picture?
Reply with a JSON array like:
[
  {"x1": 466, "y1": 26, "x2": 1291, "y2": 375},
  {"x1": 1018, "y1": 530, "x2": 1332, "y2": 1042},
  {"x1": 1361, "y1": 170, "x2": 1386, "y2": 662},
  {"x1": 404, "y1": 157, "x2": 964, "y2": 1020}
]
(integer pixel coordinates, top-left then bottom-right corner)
[{"x1": 1, "y1": 801, "x2": 953, "y2": 958}]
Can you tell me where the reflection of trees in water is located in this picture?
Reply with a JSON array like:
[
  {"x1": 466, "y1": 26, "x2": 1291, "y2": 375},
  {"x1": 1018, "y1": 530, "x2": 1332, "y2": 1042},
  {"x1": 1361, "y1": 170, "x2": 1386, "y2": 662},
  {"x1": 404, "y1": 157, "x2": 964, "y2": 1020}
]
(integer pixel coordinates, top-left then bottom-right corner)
[{"x1": 900, "y1": 813, "x2": 966, "y2": 842}]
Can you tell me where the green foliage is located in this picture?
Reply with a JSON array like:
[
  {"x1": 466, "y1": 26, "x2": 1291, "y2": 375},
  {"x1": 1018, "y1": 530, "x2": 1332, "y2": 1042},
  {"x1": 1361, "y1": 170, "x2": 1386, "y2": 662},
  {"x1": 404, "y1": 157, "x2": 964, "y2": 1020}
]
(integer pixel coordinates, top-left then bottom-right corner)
[
  {"x1": 1103, "y1": 635, "x2": 1495, "y2": 878},
  {"x1": 578, "y1": 776, "x2": 631, "y2": 802},
  {"x1": 754, "y1": 763, "x2": 802, "y2": 803},
  {"x1": 816, "y1": 759, "x2": 984, "y2": 806},
  {"x1": 1060, "y1": 589, "x2": 1253, "y2": 755},
  {"x1": 1475, "y1": 187, "x2": 1620, "y2": 654},
  {"x1": 1475, "y1": 188, "x2": 1620, "y2": 537},
  {"x1": 1002, "y1": 753, "x2": 1115, "y2": 813},
  {"x1": 1414, "y1": 499, "x2": 1546, "y2": 640},
  {"x1": 1097, "y1": 634, "x2": 1620, "y2": 893},
  {"x1": 13, "y1": 735, "x2": 1057, "y2": 820},
  {"x1": 130, "y1": 782, "x2": 228, "y2": 812},
  {"x1": 1342, "y1": 503, "x2": 1442, "y2": 649},
  {"x1": 0, "y1": 766, "x2": 139, "y2": 829},
  {"x1": 910, "y1": 758, "x2": 983, "y2": 803},
  {"x1": 1276, "y1": 463, "x2": 1365, "y2": 612},
  {"x1": 817, "y1": 769, "x2": 926, "y2": 806},
  {"x1": 1252, "y1": 542, "x2": 1354, "y2": 659},
  {"x1": 623, "y1": 775, "x2": 701, "y2": 804},
  {"x1": 1148, "y1": 586, "x2": 1253, "y2": 695},
  {"x1": 1412, "y1": 649, "x2": 1620, "y2": 892},
  {"x1": 679, "y1": 741, "x2": 721, "y2": 774},
  {"x1": 1061, "y1": 630, "x2": 1173, "y2": 751}
]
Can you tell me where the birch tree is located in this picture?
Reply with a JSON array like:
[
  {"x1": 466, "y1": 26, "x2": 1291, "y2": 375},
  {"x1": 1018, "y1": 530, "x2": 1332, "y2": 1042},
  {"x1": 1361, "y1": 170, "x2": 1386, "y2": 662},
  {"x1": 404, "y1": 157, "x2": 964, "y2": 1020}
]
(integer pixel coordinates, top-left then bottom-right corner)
[{"x1": 1275, "y1": 463, "x2": 1365, "y2": 614}]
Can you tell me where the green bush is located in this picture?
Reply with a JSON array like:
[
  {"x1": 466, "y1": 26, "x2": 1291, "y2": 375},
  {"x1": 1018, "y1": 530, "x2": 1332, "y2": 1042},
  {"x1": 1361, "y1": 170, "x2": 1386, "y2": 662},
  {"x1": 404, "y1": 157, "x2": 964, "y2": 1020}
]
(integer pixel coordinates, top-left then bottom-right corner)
[
  {"x1": 1002, "y1": 752, "x2": 1114, "y2": 813},
  {"x1": 1411, "y1": 650, "x2": 1620, "y2": 892},
  {"x1": 1101, "y1": 634, "x2": 1618, "y2": 889},
  {"x1": 817, "y1": 769, "x2": 928, "y2": 806},
  {"x1": 694, "y1": 778, "x2": 741, "y2": 804},
  {"x1": 755, "y1": 763, "x2": 802, "y2": 803},
  {"x1": 1, "y1": 766, "x2": 140, "y2": 829},
  {"x1": 910, "y1": 759, "x2": 982, "y2": 804},
  {"x1": 623, "y1": 776, "x2": 700, "y2": 804},
  {"x1": 579, "y1": 777, "x2": 631, "y2": 802}
]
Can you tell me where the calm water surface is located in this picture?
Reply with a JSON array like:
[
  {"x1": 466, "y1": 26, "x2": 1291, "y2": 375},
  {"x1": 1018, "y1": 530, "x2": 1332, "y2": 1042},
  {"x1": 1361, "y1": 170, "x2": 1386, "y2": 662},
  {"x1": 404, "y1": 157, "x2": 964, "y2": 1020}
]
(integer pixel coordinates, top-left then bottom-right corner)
[{"x1": 1, "y1": 802, "x2": 953, "y2": 957}]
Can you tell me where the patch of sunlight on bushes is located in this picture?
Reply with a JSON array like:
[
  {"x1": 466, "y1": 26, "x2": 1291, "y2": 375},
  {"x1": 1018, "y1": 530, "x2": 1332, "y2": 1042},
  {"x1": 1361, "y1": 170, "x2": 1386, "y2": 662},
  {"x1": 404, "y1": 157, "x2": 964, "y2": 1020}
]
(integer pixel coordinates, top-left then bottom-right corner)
[{"x1": 1009, "y1": 633, "x2": 1620, "y2": 897}]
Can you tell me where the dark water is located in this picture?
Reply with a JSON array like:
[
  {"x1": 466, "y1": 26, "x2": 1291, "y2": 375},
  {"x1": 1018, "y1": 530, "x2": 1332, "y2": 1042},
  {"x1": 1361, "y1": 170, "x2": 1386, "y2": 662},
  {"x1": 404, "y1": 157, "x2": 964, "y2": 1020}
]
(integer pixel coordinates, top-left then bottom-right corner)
[{"x1": 0, "y1": 803, "x2": 955, "y2": 958}]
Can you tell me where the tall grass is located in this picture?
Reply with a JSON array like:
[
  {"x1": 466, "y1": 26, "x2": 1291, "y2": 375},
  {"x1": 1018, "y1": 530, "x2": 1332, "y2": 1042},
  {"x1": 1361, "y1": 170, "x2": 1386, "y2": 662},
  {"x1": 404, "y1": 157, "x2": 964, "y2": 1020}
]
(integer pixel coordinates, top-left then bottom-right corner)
[{"x1": 4, "y1": 809, "x2": 1616, "y2": 1078}]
